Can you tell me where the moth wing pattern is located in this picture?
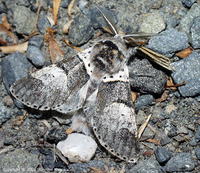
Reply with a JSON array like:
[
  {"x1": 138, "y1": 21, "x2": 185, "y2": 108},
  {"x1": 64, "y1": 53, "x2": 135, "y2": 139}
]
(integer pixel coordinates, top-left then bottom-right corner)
[
  {"x1": 10, "y1": 48, "x2": 92, "y2": 113},
  {"x1": 84, "y1": 65, "x2": 140, "y2": 162}
]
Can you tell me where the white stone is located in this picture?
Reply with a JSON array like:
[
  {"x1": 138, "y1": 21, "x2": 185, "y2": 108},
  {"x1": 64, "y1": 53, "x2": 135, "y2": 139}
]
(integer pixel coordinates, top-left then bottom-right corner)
[{"x1": 57, "y1": 133, "x2": 97, "y2": 163}]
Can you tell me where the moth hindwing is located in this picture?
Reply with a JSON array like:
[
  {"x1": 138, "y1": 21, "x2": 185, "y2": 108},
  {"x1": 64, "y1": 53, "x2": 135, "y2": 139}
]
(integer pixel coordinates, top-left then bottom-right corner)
[{"x1": 10, "y1": 36, "x2": 139, "y2": 162}]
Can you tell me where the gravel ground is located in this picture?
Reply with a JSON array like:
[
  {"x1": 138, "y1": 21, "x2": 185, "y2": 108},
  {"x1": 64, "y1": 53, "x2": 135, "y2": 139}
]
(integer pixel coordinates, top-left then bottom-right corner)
[{"x1": 0, "y1": 0, "x2": 200, "y2": 172}]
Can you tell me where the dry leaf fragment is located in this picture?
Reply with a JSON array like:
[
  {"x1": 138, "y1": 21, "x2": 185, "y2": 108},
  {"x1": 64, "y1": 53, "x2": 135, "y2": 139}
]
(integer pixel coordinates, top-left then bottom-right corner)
[
  {"x1": 63, "y1": 20, "x2": 73, "y2": 34},
  {"x1": 142, "y1": 150, "x2": 154, "y2": 157},
  {"x1": 156, "y1": 90, "x2": 168, "y2": 103},
  {"x1": 131, "y1": 91, "x2": 137, "y2": 102},
  {"x1": 146, "y1": 138, "x2": 161, "y2": 146},
  {"x1": 53, "y1": 0, "x2": 62, "y2": 25},
  {"x1": 67, "y1": 0, "x2": 75, "y2": 19},
  {"x1": 2, "y1": 15, "x2": 12, "y2": 30},
  {"x1": 65, "y1": 39, "x2": 83, "y2": 52},
  {"x1": 0, "y1": 41, "x2": 28, "y2": 53},
  {"x1": 176, "y1": 46, "x2": 193, "y2": 58}
]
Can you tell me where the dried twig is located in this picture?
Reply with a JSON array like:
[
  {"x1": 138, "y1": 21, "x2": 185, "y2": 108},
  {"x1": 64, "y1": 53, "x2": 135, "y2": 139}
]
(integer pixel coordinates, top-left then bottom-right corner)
[{"x1": 138, "y1": 114, "x2": 152, "y2": 139}]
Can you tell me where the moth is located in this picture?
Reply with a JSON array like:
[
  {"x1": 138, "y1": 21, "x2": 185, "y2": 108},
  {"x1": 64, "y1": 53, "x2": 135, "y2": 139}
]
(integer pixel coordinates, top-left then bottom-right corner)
[{"x1": 10, "y1": 6, "x2": 172, "y2": 162}]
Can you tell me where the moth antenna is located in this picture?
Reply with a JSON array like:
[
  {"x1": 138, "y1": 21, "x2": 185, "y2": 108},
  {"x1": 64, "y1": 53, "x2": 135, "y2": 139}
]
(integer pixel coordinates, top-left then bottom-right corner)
[{"x1": 95, "y1": 5, "x2": 118, "y2": 36}]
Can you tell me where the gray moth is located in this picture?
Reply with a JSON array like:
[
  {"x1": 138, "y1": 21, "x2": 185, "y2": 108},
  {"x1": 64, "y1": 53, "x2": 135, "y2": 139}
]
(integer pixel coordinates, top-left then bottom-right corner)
[{"x1": 10, "y1": 6, "x2": 172, "y2": 163}]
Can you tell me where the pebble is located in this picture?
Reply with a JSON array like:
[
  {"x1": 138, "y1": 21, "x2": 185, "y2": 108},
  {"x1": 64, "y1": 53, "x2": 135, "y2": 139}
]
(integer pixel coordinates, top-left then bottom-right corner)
[
  {"x1": 179, "y1": 3, "x2": 200, "y2": 37},
  {"x1": 139, "y1": 11, "x2": 166, "y2": 34},
  {"x1": 181, "y1": 0, "x2": 196, "y2": 8},
  {"x1": 190, "y1": 16, "x2": 200, "y2": 49},
  {"x1": 164, "y1": 152, "x2": 195, "y2": 172},
  {"x1": 128, "y1": 57, "x2": 166, "y2": 95},
  {"x1": 0, "y1": 148, "x2": 39, "y2": 173},
  {"x1": 134, "y1": 94, "x2": 155, "y2": 111},
  {"x1": 195, "y1": 148, "x2": 200, "y2": 160},
  {"x1": 46, "y1": 127, "x2": 68, "y2": 144},
  {"x1": 171, "y1": 52, "x2": 200, "y2": 97},
  {"x1": 154, "y1": 147, "x2": 171, "y2": 164},
  {"x1": 13, "y1": 5, "x2": 36, "y2": 35},
  {"x1": 27, "y1": 46, "x2": 46, "y2": 68},
  {"x1": 28, "y1": 35, "x2": 44, "y2": 48},
  {"x1": 68, "y1": 13, "x2": 94, "y2": 46},
  {"x1": 160, "y1": 137, "x2": 171, "y2": 146},
  {"x1": 37, "y1": 14, "x2": 51, "y2": 34},
  {"x1": 177, "y1": 126, "x2": 188, "y2": 134},
  {"x1": 57, "y1": 133, "x2": 97, "y2": 163},
  {"x1": 2, "y1": 52, "x2": 31, "y2": 108},
  {"x1": 148, "y1": 28, "x2": 188, "y2": 57},
  {"x1": 128, "y1": 159, "x2": 163, "y2": 173},
  {"x1": 195, "y1": 126, "x2": 200, "y2": 142}
]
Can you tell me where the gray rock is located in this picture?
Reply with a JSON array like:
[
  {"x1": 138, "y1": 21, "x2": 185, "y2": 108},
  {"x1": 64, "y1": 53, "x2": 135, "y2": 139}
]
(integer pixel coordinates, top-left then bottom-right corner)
[
  {"x1": 171, "y1": 52, "x2": 200, "y2": 97},
  {"x1": 195, "y1": 148, "x2": 200, "y2": 160},
  {"x1": 0, "y1": 2, "x2": 7, "y2": 13},
  {"x1": 164, "y1": 152, "x2": 195, "y2": 172},
  {"x1": 28, "y1": 35, "x2": 44, "y2": 48},
  {"x1": 179, "y1": 3, "x2": 200, "y2": 37},
  {"x1": 27, "y1": 46, "x2": 46, "y2": 68},
  {"x1": 0, "y1": 148, "x2": 40, "y2": 173},
  {"x1": 128, "y1": 58, "x2": 166, "y2": 94},
  {"x1": 46, "y1": 127, "x2": 68, "y2": 144},
  {"x1": 139, "y1": 11, "x2": 166, "y2": 34},
  {"x1": 16, "y1": 0, "x2": 30, "y2": 7},
  {"x1": 128, "y1": 159, "x2": 163, "y2": 173},
  {"x1": 134, "y1": 94, "x2": 155, "y2": 111},
  {"x1": 68, "y1": 13, "x2": 94, "y2": 46},
  {"x1": 37, "y1": 14, "x2": 51, "y2": 34},
  {"x1": 160, "y1": 137, "x2": 171, "y2": 146},
  {"x1": 60, "y1": 0, "x2": 70, "y2": 8},
  {"x1": 181, "y1": 0, "x2": 196, "y2": 8},
  {"x1": 195, "y1": 126, "x2": 200, "y2": 142},
  {"x1": 148, "y1": 28, "x2": 188, "y2": 57},
  {"x1": 191, "y1": 16, "x2": 200, "y2": 49},
  {"x1": 13, "y1": 5, "x2": 37, "y2": 35},
  {"x1": 155, "y1": 147, "x2": 171, "y2": 164}
]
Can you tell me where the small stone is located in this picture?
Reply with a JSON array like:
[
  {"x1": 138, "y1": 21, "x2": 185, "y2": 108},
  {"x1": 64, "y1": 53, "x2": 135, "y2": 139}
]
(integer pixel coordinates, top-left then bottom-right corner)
[
  {"x1": 13, "y1": 5, "x2": 37, "y2": 35},
  {"x1": 0, "y1": 148, "x2": 39, "y2": 173},
  {"x1": 195, "y1": 148, "x2": 200, "y2": 160},
  {"x1": 164, "y1": 152, "x2": 195, "y2": 172},
  {"x1": 68, "y1": 13, "x2": 94, "y2": 46},
  {"x1": 160, "y1": 137, "x2": 171, "y2": 146},
  {"x1": 139, "y1": 11, "x2": 165, "y2": 34},
  {"x1": 128, "y1": 57, "x2": 166, "y2": 94},
  {"x1": 195, "y1": 126, "x2": 200, "y2": 142},
  {"x1": 154, "y1": 147, "x2": 171, "y2": 164},
  {"x1": 46, "y1": 128, "x2": 68, "y2": 144},
  {"x1": 136, "y1": 110, "x2": 146, "y2": 125},
  {"x1": 134, "y1": 94, "x2": 155, "y2": 111},
  {"x1": 179, "y1": 3, "x2": 200, "y2": 37},
  {"x1": 148, "y1": 28, "x2": 188, "y2": 56},
  {"x1": 57, "y1": 133, "x2": 97, "y2": 163},
  {"x1": 181, "y1": 0, "x2": 196, "y2": 8},
  {"x1": 171, "y1": 52, "x2": 200, "y2": 97},
  {"x1": 189, "y1": 138, "x2": 198, "y2": 146},
  {"x1": 60, "y1": 0, "x2": 70, "y2": 8},
  {"x1": 27, "y1": 46, "x2": 46, "y2": 68},
  {"x1": 178, "y1": 126, "x2": 188, "y2": 134},
  {"x1": 174, "y1": 135, "x2": 185, "y2": 142},
  {"x1": 190, "y1": 16, "x2": 200, "y2": 49},
  {"x1": 128, "y1": 159, "x2": 163, "y2": 173},
  {"x1": 0, "y1": 130, "x2": 5, "y2": 148},
  {"x1": 28, "y1": 35, "x2": 44, "y2": 48},
  {"x1": 0, "y1": 2, "x2": 7, "y2": 13},
  {"x1": 37, "y1": 14, "x2": 51, "y2": 34}
]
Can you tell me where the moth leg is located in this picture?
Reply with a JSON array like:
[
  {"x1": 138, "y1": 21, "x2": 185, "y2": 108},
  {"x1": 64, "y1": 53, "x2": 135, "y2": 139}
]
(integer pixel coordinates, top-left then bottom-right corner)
[{"x1": 70, "y1": 109, "x2": 90, "y2": 135}]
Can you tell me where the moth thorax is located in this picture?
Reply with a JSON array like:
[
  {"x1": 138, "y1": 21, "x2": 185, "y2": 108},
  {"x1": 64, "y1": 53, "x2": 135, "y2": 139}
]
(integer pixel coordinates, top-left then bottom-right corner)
[{"x1": 91, "y1": 40, "x2": 125, "y2": 75}]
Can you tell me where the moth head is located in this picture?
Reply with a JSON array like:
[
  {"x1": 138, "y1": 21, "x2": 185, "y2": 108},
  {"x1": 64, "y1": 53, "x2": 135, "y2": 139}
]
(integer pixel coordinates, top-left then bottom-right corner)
[{"x1": 90, "y1": 38, "x2": 127, "y2": 76}]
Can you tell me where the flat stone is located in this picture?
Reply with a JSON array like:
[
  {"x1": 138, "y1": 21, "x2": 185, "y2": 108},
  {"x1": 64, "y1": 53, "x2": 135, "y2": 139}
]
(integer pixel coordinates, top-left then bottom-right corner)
[
  {"x1": 27, "y1": 46, "x2": 46, "y2": 68},
  {"x1": 139, "y1": 11, "x2": 166, "y2": 34},
  {"x1": 57, "y1": 133, "x2": 97, "y2": 163},
  {"x1": 195, "y1": 126, "x2": 200, "y2": 142},
  {"x1": 164, "y1": 152, "x2": 195, "y2": 172},
  {"x1": 177, "y1": 126, "x2": 188, "y2": 134},
  {"x1": 13, "y1": 5, "x2": 36, "y2": 35},
  {"x1": 128, "y1": 57, "x2": 166, "y2": 95},
  {"x1": 190, "y1": 16, "x2": 200, "y2": 49},
  {"x1": 148, "y1": 28, "x2": 188, "y2": 57},
  {"x1": 179, "y1": 3, "x2": 200, "y2": 37},
  {"x1": 128, "y1": 159, "x2": 163, "y2": 173},
  {"x1": 154, "y1": 147, "x2": 171, "y2": 164},
  {"x1": 195, "y1": 148, "x2": 200, "y2": 160},
  {"x1": 171, "y1": 52, "x2": 200, "y2": 97},
  {"x1": 0, "y1": 148, "x2": 39, "y2": 173},
  {"x1": 134, "y1": 94, "x2": 155, "y2": 111},
  {"x1": 37, "y1": 14, "x2": 51, "y2": 34},
  {"x1": 181, "y1": 0, "x2": 196, "y2": 8}
]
